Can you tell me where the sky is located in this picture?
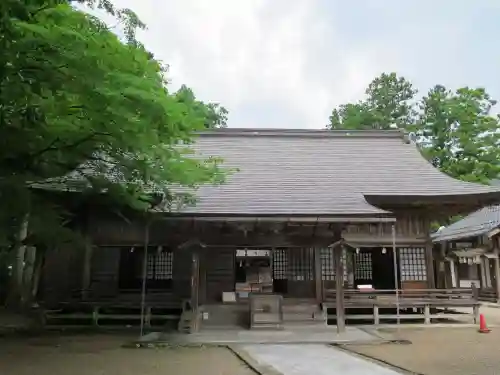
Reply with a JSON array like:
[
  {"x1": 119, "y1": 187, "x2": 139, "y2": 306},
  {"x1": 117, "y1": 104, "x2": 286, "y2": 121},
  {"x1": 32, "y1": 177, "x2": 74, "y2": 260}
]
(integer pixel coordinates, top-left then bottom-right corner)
[{"x1": 104, "y1": 0, "x2": 500, "y2": 129}]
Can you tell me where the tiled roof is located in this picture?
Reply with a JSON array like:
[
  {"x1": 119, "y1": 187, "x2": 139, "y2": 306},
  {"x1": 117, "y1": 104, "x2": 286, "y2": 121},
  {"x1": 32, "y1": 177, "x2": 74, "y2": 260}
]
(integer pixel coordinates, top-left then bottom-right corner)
[
  {"x1": 175, "y1": 128, "x2": 500, "y2": 215},
  {"x1": 432, "y1": 205, "x2": 500, "y2": 242}
]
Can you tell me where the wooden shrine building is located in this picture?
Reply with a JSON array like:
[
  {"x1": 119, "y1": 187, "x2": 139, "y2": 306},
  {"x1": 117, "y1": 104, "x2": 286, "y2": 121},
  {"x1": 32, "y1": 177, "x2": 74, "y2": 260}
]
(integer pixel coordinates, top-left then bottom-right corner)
[
  {"x1": 433, "y1": 205, "x2": 500, "y2": 303},
  {"x1": 39, "y1": 129, "x2": 500, "y2": 331}
]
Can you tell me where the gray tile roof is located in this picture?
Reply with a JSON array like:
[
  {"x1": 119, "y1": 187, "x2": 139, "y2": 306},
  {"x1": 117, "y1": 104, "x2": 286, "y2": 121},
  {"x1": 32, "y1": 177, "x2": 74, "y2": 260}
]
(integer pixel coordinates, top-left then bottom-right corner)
[
  {"x1": 432, "y1": 205, "x2": 500, "y2": 242},
  {"x1": 177, "y1": 128, "x2": 500, "y2": 215}
]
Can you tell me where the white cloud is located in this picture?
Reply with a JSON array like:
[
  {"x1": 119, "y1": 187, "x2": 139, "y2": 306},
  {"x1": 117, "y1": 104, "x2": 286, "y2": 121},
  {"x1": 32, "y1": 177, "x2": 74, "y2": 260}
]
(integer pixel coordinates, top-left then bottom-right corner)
[
  {"x1": 87, "y1": 0, "x2": 500, "y2": 129},
  {"x1": 105, "y1": 0, "x2": 394, "y2": 129}
]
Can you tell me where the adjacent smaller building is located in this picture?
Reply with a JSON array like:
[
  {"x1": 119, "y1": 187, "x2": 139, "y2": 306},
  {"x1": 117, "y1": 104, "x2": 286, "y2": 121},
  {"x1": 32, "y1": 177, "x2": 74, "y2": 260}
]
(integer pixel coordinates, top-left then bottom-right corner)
[{"x1": 432, "y1": 205, "x2": 500, "y2": 303}]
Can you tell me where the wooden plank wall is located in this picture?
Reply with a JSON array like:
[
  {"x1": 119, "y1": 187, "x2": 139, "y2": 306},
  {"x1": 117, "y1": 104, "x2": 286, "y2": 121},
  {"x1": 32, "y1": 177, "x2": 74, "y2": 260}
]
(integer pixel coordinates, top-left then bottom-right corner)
[
  {"x1": 172, "y1": 248, "x2": 194, "y2": 300},
  {"x1": 41, "y1": 245, "x2": 84, "y2": 305},
  {"x1": 89, "y1": 247, "x2": 121, "y2": 299},
  {"x1": 204, "y1": 248, "x2": 235, "y2": 303}
]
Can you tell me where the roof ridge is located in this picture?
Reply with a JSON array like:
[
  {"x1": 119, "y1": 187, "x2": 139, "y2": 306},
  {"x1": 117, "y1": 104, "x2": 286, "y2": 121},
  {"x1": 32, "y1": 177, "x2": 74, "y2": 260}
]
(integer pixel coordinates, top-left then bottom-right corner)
[{"x1": 197, "y1": 128, "x2": 406, "y2": 139}]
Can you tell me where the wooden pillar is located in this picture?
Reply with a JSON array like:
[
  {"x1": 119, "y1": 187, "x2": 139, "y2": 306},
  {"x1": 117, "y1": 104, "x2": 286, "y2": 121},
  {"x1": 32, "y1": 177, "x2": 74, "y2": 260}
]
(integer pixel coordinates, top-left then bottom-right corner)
[
  {"x1": 484, "y1": 258, "x2": 492, "y2": 288},
  {"x1": 437, "y1": 241, "x2": 447, "y2": 289},
  {"x1": 493, "y1": 238, "x2": 500, "y2": 303},
  {"x1": 479, "y1": 258, "x2": 487, "y2": 289},
  {"x1": 314, "y1": 248, "x2": 323, "y2": 303},
  {"x1": 82, "y1": 238, "x2": 93, "y2": 300},
  {"x1": 191, "y1": 251, "x2": 200, "y2": 311},
  {"x1": 335, "y1": 244, "x2": 345, "y2": 333},
  {"x1": 21, "y1": 246, "x2": 36, "y2": 303},
  {"x1": 449, "y1": 260, "x2": 457, "y2": 288},
  {"x1": 425, "y1": 219, "x2": 435, "y2": 289}
]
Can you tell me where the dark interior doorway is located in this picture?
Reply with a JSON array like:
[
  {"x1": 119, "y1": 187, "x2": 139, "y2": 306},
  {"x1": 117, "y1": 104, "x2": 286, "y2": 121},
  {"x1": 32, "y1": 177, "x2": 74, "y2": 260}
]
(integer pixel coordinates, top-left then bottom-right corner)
[{"x1": 371, "y1": 247, "x2": 398, "y2": 289}]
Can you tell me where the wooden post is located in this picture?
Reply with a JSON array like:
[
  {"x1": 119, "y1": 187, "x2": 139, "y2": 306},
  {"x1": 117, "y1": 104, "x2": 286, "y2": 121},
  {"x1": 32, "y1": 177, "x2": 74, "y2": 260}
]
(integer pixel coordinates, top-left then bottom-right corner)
[
  {"x1": 449, "y1": 260, "x2": 457, "y2": 288},
  {"x1": 92, "y1": 306, "x2": 99, "y2": 326},
  {"x1": 424, "y1": 304, "x2": 431, "y2": 324},
  {"x1": 191, "y1": 251, "x2": 200, "y2": 312},
  {"x1": 425, "y1": 219, "x2": 436, "y2": 289},
  {"x1": 82, "y1": 238, "x2": 93, "y2": 300},
  {"x1": 314, "y1": 248, "x2": 323, "y2": 303},
  {"x1": 335, "y1": 244, "x2": 345, "y2": 333},
  {"x1": 484, "y1": 258, "x2": 492, "y2": 288},
  {"x1": 7, "y1": 213, "x2": 29, "y2": 307},
  {"x1": 493, "y1": 238, "x2": 500, "y2": 303},
  {"x1": 471, "y1": 282, "x2": 479, "y2": 300},
  {"x1": 437, "y1": 241, "x2": 447, "y2": 289},
  {"x1": 373, "y1": 305, "x2": 380, "y2": 326},
  {"x1": 479, "y1": 258, "x2": 487, "y2": 289},
  {"x1": 471, "y1": 283, "x2": 480, "y2": 324},
  {"x1": 21, "y1": 246, "x2": 36, "y2": 304},
  {"x1": 145, "y1": 306, "x2": 152, "y2": 328}
]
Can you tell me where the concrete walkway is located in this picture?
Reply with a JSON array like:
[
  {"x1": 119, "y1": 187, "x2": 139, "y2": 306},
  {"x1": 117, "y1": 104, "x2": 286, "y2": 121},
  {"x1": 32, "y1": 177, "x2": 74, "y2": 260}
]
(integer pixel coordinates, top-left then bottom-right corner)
[{"x1": 241, "y1": 344, "x2": 403, "y2": 375}]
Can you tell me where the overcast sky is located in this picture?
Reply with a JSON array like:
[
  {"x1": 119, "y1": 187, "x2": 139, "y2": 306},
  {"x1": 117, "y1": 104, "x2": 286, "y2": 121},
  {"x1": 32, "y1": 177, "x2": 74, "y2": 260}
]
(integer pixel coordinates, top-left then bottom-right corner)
[{"x1": 108, "y1": 0, "x2": 500, "y2": 129}]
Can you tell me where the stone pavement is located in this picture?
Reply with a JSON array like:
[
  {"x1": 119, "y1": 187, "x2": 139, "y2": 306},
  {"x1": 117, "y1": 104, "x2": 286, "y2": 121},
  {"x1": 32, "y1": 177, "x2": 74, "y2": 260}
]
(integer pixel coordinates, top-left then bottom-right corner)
[{"x1": 241, "y1": 344, "x2": 403, "y2": 375}]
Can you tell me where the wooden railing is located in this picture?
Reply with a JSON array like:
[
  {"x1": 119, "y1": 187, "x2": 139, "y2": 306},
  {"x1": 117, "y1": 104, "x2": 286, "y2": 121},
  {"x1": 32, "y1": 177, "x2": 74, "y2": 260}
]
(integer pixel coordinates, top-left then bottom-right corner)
[
  {"x1": 479, "y1": 288, "x2": 499, "y2": 303},
  {"x1": 322, "y1": 287, "x2": 480, "y2": 325},
  {"x1": 324, "y1": 287, "x2": 478, "y2": 305}
]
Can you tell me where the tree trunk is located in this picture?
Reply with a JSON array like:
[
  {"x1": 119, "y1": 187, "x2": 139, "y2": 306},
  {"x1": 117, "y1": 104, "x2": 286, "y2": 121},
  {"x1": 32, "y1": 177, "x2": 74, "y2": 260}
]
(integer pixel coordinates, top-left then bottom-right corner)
[
  {"x1": 6, "y1": 214, "x2": 29, "y2": 309},
  {"x1": 31, "y1": 250, "x2": 44, "y2": 302},
  {"x1": 21, "y1": 246, "x2": 36, "y2": 305}
]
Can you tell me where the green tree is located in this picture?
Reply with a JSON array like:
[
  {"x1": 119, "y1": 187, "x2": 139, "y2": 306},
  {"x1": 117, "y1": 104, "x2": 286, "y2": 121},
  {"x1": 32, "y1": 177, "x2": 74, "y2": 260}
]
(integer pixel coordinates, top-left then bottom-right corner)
[
  {"x1": 329, "y1": 72, "x2": 417, "y2": 130},
  {"x1": 175, "y1": 85, "x2": 228, "y2": 128},
  {"x1": 416, "y1": 86, "x2": 500, "y2": 184},
  {"x1": 327, "y1": 73, "x2": 500, "y2": 184},
  {"x1": 1, "y1": 0, "x2": 229, "y2": 307}
]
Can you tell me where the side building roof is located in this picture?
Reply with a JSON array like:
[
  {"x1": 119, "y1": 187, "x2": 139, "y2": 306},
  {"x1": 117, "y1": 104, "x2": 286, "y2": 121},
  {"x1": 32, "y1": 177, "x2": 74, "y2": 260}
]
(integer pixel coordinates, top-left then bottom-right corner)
[{"x1": 432, "y1": 205, "x2": 500, "y2": 242}]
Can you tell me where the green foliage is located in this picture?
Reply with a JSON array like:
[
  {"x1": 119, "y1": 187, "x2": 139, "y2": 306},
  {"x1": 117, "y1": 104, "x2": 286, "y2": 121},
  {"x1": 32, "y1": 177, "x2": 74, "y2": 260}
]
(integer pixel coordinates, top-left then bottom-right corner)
[
  {"x1": 0, "y1": 0, "x2": 229, "y2": 248},
  {"x1": 327, "y1": 73, "x2": 500, "y2": 184},
  {"x1": 416, "y1": 86, "x2": 500, "y2": 184},
  {"x1": 329, "y1": 73, "x2": 417, "y2": 130}
]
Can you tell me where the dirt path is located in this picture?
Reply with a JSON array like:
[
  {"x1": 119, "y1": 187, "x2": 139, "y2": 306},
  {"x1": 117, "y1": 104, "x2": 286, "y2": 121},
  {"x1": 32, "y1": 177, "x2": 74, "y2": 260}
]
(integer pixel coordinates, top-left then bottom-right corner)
[
  {"x1": 0, "y1": 334, "x2": 256, "y2": 375},
  {"x1": 345, "y1": 327, "x2": 500, "y2": 375}
]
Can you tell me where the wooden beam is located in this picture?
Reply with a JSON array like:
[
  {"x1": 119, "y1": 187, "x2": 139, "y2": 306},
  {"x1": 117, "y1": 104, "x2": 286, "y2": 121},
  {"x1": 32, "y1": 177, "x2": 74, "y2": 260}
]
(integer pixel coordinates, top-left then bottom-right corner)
[
  {"x1": 93, "y1": 230, "x2": 339, "y2": 249},
  {"x1": 335, "y1": 245, "x2": 346, "y2": 333}
]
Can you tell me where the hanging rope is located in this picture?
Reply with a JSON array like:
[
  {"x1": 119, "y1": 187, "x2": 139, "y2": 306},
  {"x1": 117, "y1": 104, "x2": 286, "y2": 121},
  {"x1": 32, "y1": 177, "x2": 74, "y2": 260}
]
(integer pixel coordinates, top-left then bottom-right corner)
[{"x1": 392, "y1": 224, "x2": 400, "y2": 327}]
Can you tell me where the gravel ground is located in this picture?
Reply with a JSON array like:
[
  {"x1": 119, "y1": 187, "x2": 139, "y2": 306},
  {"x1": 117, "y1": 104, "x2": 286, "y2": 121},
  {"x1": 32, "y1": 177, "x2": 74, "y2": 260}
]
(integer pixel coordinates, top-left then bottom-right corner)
[
  {"x1": 0, "y1": 333, "x2": 256, "y2": 375},
  {"x1": 345, "y1": 327, "x2": 500, "y2": 375}
]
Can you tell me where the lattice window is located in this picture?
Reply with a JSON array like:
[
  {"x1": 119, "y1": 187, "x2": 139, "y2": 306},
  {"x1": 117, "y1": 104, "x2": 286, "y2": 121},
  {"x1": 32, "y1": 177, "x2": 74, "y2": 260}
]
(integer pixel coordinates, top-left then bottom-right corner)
[
  {"x1": 354, "y1": 251, "x2": 372, "y2": 280},
  {"x1": 321, "y1": 248, "x2": 334, "y2": 280},
  {"x1": 146, "y1": 249, "x2": 173, "y2": 280},
  {"x1": 321, "y1": 248, "x2": 348, "y2": 281},
  {"x1": 272, "y1": 249, "x2": 288, "y2": 280},
  {"x1": 288, "y1": 248, "x2": 313, "y2": 281},
  {"x1": 399, "y1": 247, "x2": 427, "y2": 281}
]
